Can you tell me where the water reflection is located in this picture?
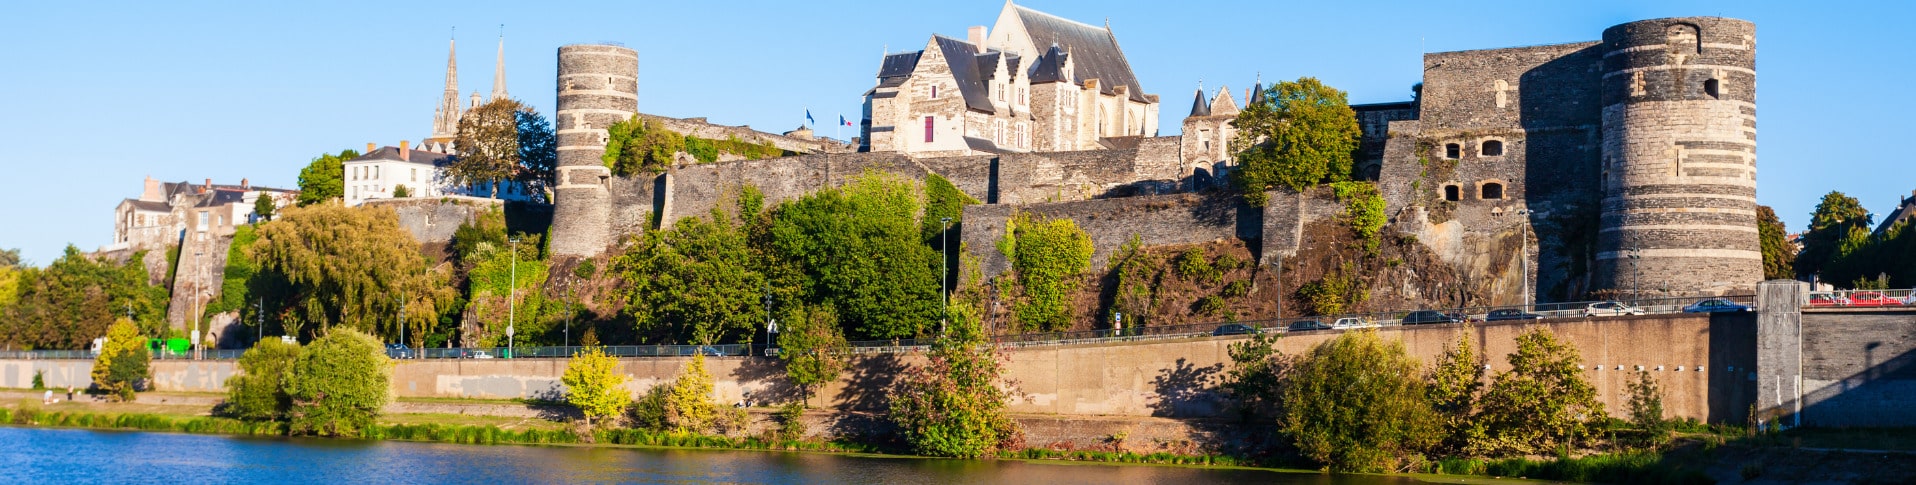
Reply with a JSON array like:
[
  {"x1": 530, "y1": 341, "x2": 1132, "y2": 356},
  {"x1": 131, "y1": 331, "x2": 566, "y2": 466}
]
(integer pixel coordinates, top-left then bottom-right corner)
[{"x1": 0, "y1": 427, "x2": 1429, "y2": 484}]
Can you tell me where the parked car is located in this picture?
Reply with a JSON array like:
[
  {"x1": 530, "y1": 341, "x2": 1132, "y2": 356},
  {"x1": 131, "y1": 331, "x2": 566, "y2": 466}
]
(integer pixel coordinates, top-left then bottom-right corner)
[
  {"x1": 1212, "y1": 323, "x2": 1260, "y2": 336},
  {"x1": 1845, "y1": 292, "x2": 1899, "y2": 307},
  {"x1": 385, "y1": 343, "x2": 412, "y2": 359},
  {"x1": 467, "y1": 350, "x2": 494, "y2": 359},
  {"x1": 1401, "y1": 310, "x2": 1462, "y2": 325},
  {"x1": 1287, "y1": 320, "x2": 1332, "y2": 332},
  {"x1": 1905, "y1": 292, "x2": 1916, "y2": 306},
  {"x1": 1583, "y1": 301, "x2": 1646, "y2": 317},
  {"x1": 1331, "y1": 317, "x2": 1368, "y2": 328},
  {"x1": 1485, "y1": 309, "x2": 1544, "y2": 321},
  {"x1": 1808, "y1": 292, "x2": 1850, "y2": 307},
  {"x1": 1683, "y1": 298, "x2": 1750, "y2": 313}
]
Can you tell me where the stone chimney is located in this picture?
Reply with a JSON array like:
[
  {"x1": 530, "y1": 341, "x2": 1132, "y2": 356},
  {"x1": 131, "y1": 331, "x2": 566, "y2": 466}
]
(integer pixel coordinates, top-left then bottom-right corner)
[
  {"x1": 367, "y1": 142, "x2": 376, "y2": 154},
  {"x1": 202, "y1": 178, "x2": 211, "y2": 193},
  {"x1": 967, "y1": 26, "x2": 987, "y2": 48},
  {"x1": 400, "y1": 140, "x2": 410, "y2": 161},
  {"x1": 141, "y1": 176, "x2": 163, "y2": 202},
  {"x1": 240, "y1": 178, "x2": 249, "y2": 189}
]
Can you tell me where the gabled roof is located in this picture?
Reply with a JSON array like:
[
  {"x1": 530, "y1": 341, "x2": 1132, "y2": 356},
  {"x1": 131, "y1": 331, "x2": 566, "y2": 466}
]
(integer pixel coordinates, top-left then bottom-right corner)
[
  {"x1": 876, "y1": 51, "x2": 922, "y2": 88},
  {"x1": 930, "y1": 36, "x2": 995, "y2": 113},
  {"x1": 1027, "y1": 45, "x2": 1069, "y2": 84},
  {"x1": 349, "y1": 146, "x2": 455, "y2": 167},
  {"x1": 1011, "y1": 5, "x2": 1146, "y2": 103},
  {"x1": 120, "y1": 198, "x2": 171, "y2": 213},
  {"x1": 1188, "y1": 88, "x2": 1210, "y2": 117},
  {"x1": 1210, "y1": 86, "x2": 1239, "y2": 117}
]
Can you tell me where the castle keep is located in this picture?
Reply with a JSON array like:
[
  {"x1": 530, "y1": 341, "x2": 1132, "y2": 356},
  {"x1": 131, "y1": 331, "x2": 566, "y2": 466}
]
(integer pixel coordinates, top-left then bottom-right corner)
[{"x1": 545, "y1": 10, "x2": 1763, "y2": 303}]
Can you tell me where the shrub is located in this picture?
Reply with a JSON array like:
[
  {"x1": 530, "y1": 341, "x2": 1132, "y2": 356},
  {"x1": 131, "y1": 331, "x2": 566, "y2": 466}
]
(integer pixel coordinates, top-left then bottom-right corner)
[
  {"x1": 392, "y1": 184, "x2": 412, "y2": 198},
  {"x1": 1222, "y1": 331, "x2": 1287, "y2": 421},
  {"x1": 1221, "y1": 280, "x2": 1252, "y2": 298},
  {"x1": 563, "y1": 346, "x2": 630, "y2": 427},
  {"x1": 889, "y1": 302, "x2": 1021, "y2": 458},
  {"x1": 1628, "y1": 370, "x2": 1670, "y2": 446},
  {"x1": 285, "y1": 329, "x2": 391, "y2": 437},
  {"x1": 572, "y1": 258, "x2": 596, "y2": 279},
  {"x1": 634, "y1": 354, "x2": 746, "y2": 435},
  {"x1": 31, "y1": 371, "x2": 44, "y2": 390},
  {"x1": 774, "y1": 402, "x2": 807, "y2": 441},
  {"x1": 1192, "y1": 295, "x2": 1227, "y2": 316},
  {"x1": 224, "y1": 338, "x2": 300, "y2": 420},
  {"x1": 1475, "y1": 329, "x2": 1606, "y2": 456},
  {"x1": 92, "y1": 319, "x2": 149, "y2": 402},
  {"x1": 1106, "y1": 235, "x2": 1157, "y2": 329},
  {"x1": 1284, "y1": 330, "x2": 1440, "y2": 473},
  {"x1": 1173, "y1": 247, "x2": 1220, "y2": 284},
  {"x1": 1001, "y1": 212, "x2": 1094, "y2": 332}
]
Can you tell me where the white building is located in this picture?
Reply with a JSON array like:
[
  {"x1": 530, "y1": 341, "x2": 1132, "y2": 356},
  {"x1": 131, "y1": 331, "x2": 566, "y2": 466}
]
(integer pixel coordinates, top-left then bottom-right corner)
[{"x1": 343, "y1": 141, "x2": 533, "y2": 207}]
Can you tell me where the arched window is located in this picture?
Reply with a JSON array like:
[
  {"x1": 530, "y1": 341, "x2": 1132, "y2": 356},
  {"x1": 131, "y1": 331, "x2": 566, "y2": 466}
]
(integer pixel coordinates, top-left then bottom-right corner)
[
  {"x1": 1481, "y1": 182, "x2": 1504, "y2": 200},
  {"x1": 1444, "y1": 143, "x2": 1460, "y2": 159},
  {"x1": 1704, "y1": 79, "x2": 1720, "y2": 99},
  {"x1": 1444, "y1": 185, "x2": 1461, "y2": 202},
  {"x1": 1481, "y1": 140, "x2": 1504, "y2": 157}
]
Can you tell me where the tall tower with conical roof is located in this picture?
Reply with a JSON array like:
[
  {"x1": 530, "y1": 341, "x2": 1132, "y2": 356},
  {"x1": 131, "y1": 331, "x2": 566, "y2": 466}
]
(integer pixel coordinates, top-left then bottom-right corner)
[
  {"x1": 427, "y1": 36, "x2": 462, "y2": 151},
  {"x1": 491, "y1": 31, "x2": 508, "y2": 101}
]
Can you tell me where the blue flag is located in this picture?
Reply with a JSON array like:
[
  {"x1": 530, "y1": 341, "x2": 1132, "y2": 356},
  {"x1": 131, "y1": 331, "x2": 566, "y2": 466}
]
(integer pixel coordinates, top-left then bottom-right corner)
[{"x1": 806, "y1": 110, "x2": 815, "y2": 126}]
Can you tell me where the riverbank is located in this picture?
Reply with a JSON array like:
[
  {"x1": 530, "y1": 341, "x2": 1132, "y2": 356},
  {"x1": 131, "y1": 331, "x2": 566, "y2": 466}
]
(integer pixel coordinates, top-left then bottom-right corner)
[{"x1": 4, "y1": 390, "x2": 1911, "y2": 484}]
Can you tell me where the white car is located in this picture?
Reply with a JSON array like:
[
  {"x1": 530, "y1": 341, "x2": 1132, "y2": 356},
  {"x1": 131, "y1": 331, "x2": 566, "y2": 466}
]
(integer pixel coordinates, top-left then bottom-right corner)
[
  {"x1": 1331, "y1": 317, "x2": 1369, "y2": 328},
  {"x1": 468, "y1": 350, "x2": 494, "y2": 359},
  {"x1": 1903, "y1": 292, "x2": 1916, "y2": 306},
  {"x1": 1583, "y1": 301, "x2": 1645, "y2": 317}
]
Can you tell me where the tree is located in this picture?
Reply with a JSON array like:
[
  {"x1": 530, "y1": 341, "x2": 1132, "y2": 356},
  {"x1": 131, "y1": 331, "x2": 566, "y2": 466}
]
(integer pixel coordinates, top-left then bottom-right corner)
[
  {"x1": 92, "y1": 318, "x2": 149, "y2": 401},
  {"x1": 767, "y1": 173, "x2": 941, "y2": 340},
  {"x1": 1798, "y1": 191, "x2": 1870, "y2": 280},
  {"x1": 1475, "y1": 328, "x2": 1605, "y2": 456},
  {"x1": 250, "y1": 204, "x2": 456, "y2": 341},
  {"x1": 295, "y1": 149, "x2": 359, "y2": 206},
  {"x1": 1426, "y1": 326, "x2": 1486, "y2": 455},
  {"x1": 223, "y1": 338, "x2": 299, "y2": 420},
  {"x1": 4, "y1": 246, "x2": 168, "y2": 349},
  {"x1": 777, "y1": 303, "x2": 849, "y2": 407},
  {"x1": 1229, "y1": 77, "x2": 1361, "y2": 205},
  {"x1": 1222, "y1": 331, "x2": 1286, "y2": 421},
  {"x1": 253, "y1": 191, "x2": 277, "y2": 223},
  {"x1": 0, "y1": 248, "x2": 20, "y2": 268},
  {"x1": 1000, "y1": 211, "x2": 1095, "y2": 332},
  {"x1": 1757, "y1": 205, "x2": 1795, "y2": 280},
  {"x1": 285, "y1": 328, "x2": 391, "y2": 437},
  {"x1": 615, "y1": 209, "x2": 766, "y2": 344},
  {"x1": 1626, "y1": 370, "x2": 1669, "y2": 446},
  {"x1": 563, "y1": 346, "x2": 630, "y2": 427},
  {"x1": 516, "y1": 108, "x2": 558, "y2": 201},
  {"x1": 602, "y1": 116, "x2": 683, "y2": 177},
  {"x1": 391, "y1": 184, "x2": 412, "y2": 198},
  {"x1": 451, "y1": 99, "x2": 529, "y2": 198},
  {"x1": 1283, "y1": 330, "x2": 1439, "y2": 473},
  {"x1": 888, "y1": 302, "x2": 1021, "y2": 458}
]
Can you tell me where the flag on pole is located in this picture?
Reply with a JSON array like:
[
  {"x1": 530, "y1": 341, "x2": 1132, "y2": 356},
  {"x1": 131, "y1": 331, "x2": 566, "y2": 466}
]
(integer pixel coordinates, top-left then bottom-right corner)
[
  {"x1": 841, "y1": 115, "x2": 853, "y2": 126},
  {"x1": 805, "y1": 110, "x2": 815, "y2": 126}
]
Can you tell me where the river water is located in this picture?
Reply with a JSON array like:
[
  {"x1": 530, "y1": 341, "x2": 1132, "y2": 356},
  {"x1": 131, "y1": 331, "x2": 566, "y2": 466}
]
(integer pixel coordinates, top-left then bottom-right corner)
[{"x1": 0, "y1": 427, "x2": 1454, "y2": 484}]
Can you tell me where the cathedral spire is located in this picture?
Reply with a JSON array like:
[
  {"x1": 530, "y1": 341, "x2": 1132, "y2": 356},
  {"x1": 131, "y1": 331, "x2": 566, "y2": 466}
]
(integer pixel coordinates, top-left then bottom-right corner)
[
  {"x1": 491, "y1": 25, "x2": 508, "y2": 101},
  {"x1": 429, "y1": 31, "x2": 463, "y2": 145}
]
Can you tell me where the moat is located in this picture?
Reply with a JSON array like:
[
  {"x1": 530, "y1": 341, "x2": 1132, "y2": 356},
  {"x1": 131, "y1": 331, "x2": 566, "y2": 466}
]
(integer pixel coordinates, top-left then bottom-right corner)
[{"x1": 0, "y1": 427, "x2": 1437, "y2": 484}]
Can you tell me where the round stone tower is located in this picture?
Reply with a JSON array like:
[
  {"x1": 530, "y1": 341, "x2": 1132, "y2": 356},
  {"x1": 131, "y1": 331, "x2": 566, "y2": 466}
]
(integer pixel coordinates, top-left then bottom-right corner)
[
  {"x1": 1596, "y1": 18, "x2": 1760, "y2": 295},
  {"x1": 550, "y1": 44, "x2": 638, "y2": 258}
]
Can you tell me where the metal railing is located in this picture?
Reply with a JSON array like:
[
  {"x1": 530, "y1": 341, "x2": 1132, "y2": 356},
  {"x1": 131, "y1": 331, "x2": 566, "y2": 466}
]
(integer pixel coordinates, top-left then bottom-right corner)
[{"x1": 0, "y1": 291, "x2": 1815, "y2": 362}]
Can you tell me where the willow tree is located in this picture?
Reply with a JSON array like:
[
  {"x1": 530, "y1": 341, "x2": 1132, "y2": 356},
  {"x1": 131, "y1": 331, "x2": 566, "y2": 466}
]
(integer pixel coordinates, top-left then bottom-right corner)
[
  {"x1": 1229, "y1": 77, "x2": 1360, "y2": 206},
  {"x1": 250, "y1": 204, "x2": 456, "y2": 342}
]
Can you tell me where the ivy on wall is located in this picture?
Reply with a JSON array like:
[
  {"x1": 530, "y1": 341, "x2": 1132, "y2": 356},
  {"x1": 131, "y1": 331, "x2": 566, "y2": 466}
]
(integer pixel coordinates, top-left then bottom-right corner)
[{"x1": 999, "y1": 211, "x2": 1094, "y2": 332}]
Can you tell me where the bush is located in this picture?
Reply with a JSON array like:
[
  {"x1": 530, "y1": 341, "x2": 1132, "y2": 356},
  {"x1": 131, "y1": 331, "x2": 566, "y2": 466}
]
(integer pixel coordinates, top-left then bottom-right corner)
[
  {"x1": 1221, "y1": 280, "x2": 1252, "y2": 298},
  {"x1": 92, "y1": 319, "x2": 149, "y2": 402},
  {"x1": 572, "y1": 259, "x2": 596, "y2": 279},
  {"x1": 1222, "y1": 331, "x2": 1287, "y2": 420},
  {"x1": 563, "y1": 346, "x2": 630, "y2": 427},
  {"x1": 889, "y1": 302, "x2": 1021, "y2": 458},
  {"x1": 1628, "y1": 370, "x2": 1670, "y2": 446},
  {"x1": 223, "y1": 339, "x2": 300, "y2": 420},
  {"x1": 1475, "y1": 329, "x2": 1606, "y2": 456},
  {"x1": 1284, "y1": 330, "x2": 1440, "y2": 473},
  {"x1": 1173, "y1": 248, "x2": 1219, "y2": 284},
  {"x1": 774, "y1": 402, "x2": 807, "y2": 441},
  {"x1": 32, "y1": 371, "x2": 44, "y2": 390},
  {"x1": 1001, "y1": 212, "x2": 1094, "y2": 332},
  {"x1": 633, "y1": 354, "x2": 745, "y2": 435},
  {"x1": 1192, "y1": 295, "x2": 1227, "y2": 316},
  {"x1": 285, "y1": 329, "x2": 391, "y2": 437}
]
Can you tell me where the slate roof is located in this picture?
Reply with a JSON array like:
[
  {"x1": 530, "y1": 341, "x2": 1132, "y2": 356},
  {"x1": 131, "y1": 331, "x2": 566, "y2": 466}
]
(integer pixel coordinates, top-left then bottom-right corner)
[
  {"x1": 931, "y1": 36, "x2": 996, "y2": 113},
  {"x1": 876, "y1": 51, "x2": 921, "y2": 88},
  {"x1": 1027, "y1": 45, "x2": 1069, "y2": 84},
  {"x1": 1188, "y1": 89, "x2": 1210, "y2": 117},
  {"x1": 121, "y1": 199, "x2": 171, "y2": 213},
  {"x1": 962, "y1": 136, "x2": 1010, "y2": 154},
  {"x1": 350, "y1": 146, "x2": 455, "y2": 167},
  {"x1": 1012, "y1": 5, "x2": 1146, "y2": 103}
]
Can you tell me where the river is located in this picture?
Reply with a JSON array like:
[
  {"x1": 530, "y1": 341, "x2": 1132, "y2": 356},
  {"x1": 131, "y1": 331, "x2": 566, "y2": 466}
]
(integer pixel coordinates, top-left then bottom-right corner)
[{"x1": 0, "y1": 427, "x2": 1446, "y2": 484}]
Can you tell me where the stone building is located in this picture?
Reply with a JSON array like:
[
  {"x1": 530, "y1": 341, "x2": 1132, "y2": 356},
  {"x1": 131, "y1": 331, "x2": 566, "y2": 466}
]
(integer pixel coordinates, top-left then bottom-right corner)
[
  {"x1": 861, "y1": 1, "x2": 1159, "y2": 156},
  {"x1": 421, "y1": 34, "x2": 509, "y2": 154},
  {"x1": 110, "y1": 176, "x2": 295, "y2": 253}
]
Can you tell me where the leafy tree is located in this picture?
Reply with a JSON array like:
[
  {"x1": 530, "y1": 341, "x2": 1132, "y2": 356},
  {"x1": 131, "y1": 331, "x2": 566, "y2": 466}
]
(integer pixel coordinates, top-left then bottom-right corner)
[
  {"x1": 777, "y1": 303, "x2": 849, "y2": 407},
  {"x1": 1475, "y1": 328, "x2": 1605, "y2": 456},
  {"x1": 0, "y1": 248, "x2": 20, "y2": 268},
  {"x1": 295, "y1": 149, "x2": 359, "y2": 206},
  {"x1": 1106, "y1": 236, "x2": 1158, "y2": 329},
  {"x1": 1229, "y1": 77, "x2": 1361, "y2": 205},
  {"x1": 631, "y1": 353, "x2": 746, "y2": 434},
  {"x1": 1000, "y1": 211, "x2": 1094, "y2": 332},
  {"x1": 286, "y1": 328, "x2": 391, "y2": 437},
  {"x1": 252, "y1": 192, "x2": 277, "y2": 223},
  {"x1": 1626, "y1": 370, "x2": 1669, "y2": 446},
  {"x1": 920, "y1": 173, "x2": 978, "y2": 243},
  {"x1": 1757, "y1": 205, "x2": 1795, "y2": 280},
  {"x1": 1283, "y1": 330, "x2": 1439, "y2": 473},
  {"x1": 768, "y1": 173, "x2": 940, "y2": 340},
  {"x1": 92, "y1": 318, "x2": 149, "y2": 401},
  {"x1": 1798, "y1": 191, "x2": 1870, "y2": 279},
  {"x1": 602, "y1": 116, "x2": 684, "y2": 177},
  {"x1": 223, "y1": 338, "x2": 299, "y2": 420},
  {"x1": 451, "y1": 99, "x2": 530, "y2": 198},
  {"x1": 563, "y1": 346, "x2": 630, "y2": 427},
  {"x1": 615, "y1": 209, "x2": 766, "y2": 344},
  {"x1": 1222, "y1": 331, "x2": 1287, "y2": 421},
  {"x1": 516, "y1": 108, "x2": 558, "y2": 200},
  {"x1": 1426, "y1": 326, "x2": 1486, "y2": 455},
  {"x1": 250, "y1": 204, "x2": 456, "y2": 341},
  {"x1": 888, "y1": 302, "x2": 1021, "y2": 458},
  {"x1": 4, "y1": 247, "x2": 168, "y2": 349}
]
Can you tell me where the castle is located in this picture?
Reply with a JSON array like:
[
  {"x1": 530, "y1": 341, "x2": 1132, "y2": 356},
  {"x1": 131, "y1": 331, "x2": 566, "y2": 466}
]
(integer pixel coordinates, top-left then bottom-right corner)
[{"x1": 541, "y1": 7, "x2": 1762, "y2": 305}]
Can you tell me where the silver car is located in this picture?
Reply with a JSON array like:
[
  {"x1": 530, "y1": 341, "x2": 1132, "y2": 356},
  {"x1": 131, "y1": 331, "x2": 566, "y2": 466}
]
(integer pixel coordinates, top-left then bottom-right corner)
[{"x1": 1584, "y1": 301, "x2": 1645, "y2": 317}]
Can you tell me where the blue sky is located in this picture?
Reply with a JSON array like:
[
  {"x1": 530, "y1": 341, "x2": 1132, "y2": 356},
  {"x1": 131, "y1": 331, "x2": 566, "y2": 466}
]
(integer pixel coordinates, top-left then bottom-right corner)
[{"x1": 1, "y1": 0, "x2": 1908, "y2": 264}]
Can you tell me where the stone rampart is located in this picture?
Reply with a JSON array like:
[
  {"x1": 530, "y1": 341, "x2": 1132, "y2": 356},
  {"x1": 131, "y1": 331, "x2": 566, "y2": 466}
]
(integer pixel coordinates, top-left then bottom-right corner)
[{"x1": 364, "y1": 197, "x2": 499, "y2": 244}]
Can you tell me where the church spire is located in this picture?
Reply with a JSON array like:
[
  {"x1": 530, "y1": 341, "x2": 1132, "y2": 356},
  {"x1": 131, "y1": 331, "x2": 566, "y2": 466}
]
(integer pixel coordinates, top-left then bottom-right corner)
[
  {"x1": 429, "y1": 31, "x2": 463, "y2": 145},
  {"x1": 491, "y1": 25, "x2": 507, "y2": 101}
]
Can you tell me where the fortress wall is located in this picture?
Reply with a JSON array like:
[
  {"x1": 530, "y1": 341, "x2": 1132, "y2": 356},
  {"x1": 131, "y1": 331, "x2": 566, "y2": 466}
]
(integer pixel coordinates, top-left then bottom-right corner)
[{"x1": 364, "y1": 197, "x2": 499, "y2": 244}]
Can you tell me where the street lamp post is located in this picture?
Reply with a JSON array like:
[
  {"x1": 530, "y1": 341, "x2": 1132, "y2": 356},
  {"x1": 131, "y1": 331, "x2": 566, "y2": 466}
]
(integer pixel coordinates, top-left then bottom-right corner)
[
  {"x1": 1516, "y1": 209, "x2": 1532, "y2": 311},
  {"x1": 1627, "y1": 246, "x2": 1642, "y2": 307},
  {"x1": 193, "y1": 250, "x2": 203, "y2": 360},
  {"x1": 508, "y1": 237, "x2": 519, "y2": 358},
  {"x1": 396, "y1": 295, "x2": 407, "y2": 359},
  {"x1": 940, "y1": 217, "x2": 952, "y2": 336}
]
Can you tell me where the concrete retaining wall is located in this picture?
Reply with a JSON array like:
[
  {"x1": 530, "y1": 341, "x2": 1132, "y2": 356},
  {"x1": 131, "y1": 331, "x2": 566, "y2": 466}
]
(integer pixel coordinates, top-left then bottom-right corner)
[{"x1": 0, "y1": 359, "x2": 234, "y2": 393}]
